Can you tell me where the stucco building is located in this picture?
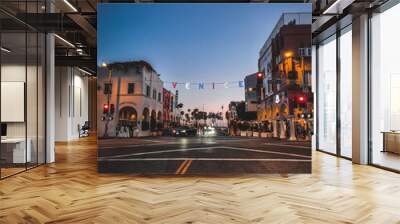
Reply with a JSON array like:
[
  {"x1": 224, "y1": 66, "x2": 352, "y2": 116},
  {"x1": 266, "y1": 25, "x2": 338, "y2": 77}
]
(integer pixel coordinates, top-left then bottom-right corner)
[{"x1": 97, "y1": 60, "x2": 164, "y2": 137}]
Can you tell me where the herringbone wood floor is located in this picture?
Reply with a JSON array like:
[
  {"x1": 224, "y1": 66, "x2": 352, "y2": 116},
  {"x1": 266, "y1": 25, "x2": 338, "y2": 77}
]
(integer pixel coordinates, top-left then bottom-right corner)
[{"x1": 1, "y1": 136, "x2": 400, "y2": 224}]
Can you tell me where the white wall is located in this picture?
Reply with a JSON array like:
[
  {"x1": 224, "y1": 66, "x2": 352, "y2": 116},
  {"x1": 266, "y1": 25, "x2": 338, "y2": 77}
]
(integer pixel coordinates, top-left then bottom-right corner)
[
  {"x1": 311, "y1": 45, "x2": 316, "y2": 150},
  {"x1": 55, "y1": 67, "x2": 89, "y2": 141}
]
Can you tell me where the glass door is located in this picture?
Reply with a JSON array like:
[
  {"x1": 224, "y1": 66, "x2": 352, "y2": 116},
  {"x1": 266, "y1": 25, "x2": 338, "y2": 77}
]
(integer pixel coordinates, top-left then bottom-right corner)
[{"x1": 317, "y1": 35, "x2": 337, "y2": 154}]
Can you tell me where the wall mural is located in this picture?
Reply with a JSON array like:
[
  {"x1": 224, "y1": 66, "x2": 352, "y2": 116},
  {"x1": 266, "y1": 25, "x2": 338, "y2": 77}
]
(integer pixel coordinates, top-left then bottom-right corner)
[{"x1": 97, "y1": 3, "x2": 313, "y2": 175}]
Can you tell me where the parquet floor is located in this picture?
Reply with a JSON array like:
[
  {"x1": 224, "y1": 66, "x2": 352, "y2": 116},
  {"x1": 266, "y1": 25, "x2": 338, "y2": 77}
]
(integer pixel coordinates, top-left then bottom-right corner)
[{"x1": 1, "y1": 136, "x2": 400, "y2": 223}]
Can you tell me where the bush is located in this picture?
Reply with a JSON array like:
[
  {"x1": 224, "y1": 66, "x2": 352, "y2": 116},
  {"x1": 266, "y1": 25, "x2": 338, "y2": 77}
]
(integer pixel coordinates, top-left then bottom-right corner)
[{"x1": 238, "y1": 122, "x2": 250, "y2": 131}]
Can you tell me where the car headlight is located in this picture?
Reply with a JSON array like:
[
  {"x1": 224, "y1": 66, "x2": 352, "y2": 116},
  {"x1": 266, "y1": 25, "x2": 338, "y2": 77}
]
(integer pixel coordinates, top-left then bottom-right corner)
[{"x1": 182, "y1": 130, "x2": 186, "y2": 133}]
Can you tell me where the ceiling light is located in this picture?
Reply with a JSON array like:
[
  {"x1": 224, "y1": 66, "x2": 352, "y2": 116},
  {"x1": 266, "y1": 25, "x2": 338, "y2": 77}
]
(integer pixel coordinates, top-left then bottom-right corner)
[
  {"x1": 1, "y1": 47, "x2": 11, "y2": 53},
  {"x1": 322, "y1": 0, "x2": 355, "y2": 15},
  {"x1": 78, "y1": 67, "x2": 93, "y2": 76},
  {"x1": 54, "y1": 34, "x2": 75, "y2": 48},
  {"x1": 63, "y1": 0, "x2": 78, "y2": 12}
]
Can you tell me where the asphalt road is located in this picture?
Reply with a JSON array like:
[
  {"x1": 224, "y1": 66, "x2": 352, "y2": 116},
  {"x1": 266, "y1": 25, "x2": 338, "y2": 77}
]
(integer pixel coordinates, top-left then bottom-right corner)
[{"x1": 98, "y1": 136, "x2": 311, "y2": 174}]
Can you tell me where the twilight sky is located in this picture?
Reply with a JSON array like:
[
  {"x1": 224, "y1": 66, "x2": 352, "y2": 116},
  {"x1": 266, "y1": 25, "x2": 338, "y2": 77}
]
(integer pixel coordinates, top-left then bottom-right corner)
[{"x1": 98, "y1": 3, "x2": 311, "y2": 113}]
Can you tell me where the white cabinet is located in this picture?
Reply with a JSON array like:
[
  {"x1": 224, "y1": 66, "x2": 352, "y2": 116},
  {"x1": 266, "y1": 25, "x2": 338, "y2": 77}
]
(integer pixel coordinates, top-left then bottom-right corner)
[{"x1": 1, "y1": 138, "x2": 32, "y2": 163}]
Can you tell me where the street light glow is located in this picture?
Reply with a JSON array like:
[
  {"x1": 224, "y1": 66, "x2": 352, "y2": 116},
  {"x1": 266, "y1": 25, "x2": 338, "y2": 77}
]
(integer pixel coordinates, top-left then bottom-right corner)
[
  {"x1": 284, "y1": 51, "x2": 293, "y2": 58},
  {"x1": 101, "y1": 62, "x2": 107, "y2": 68}
]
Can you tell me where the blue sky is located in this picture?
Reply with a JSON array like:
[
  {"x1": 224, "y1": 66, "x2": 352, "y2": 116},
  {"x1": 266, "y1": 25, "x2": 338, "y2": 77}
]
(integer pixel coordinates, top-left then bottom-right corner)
[{"x1": 98, "y1": 3, "x2": 311, "y2": 113}]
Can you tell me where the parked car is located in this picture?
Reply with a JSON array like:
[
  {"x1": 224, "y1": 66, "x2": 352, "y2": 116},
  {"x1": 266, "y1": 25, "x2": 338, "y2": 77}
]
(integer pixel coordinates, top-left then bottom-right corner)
[
  {"x1": 215, "y1": 127, "x2": 229, "y2": 136},
  {"x1": 172, "y1": 126, "x2": 197, "y2": 136}
]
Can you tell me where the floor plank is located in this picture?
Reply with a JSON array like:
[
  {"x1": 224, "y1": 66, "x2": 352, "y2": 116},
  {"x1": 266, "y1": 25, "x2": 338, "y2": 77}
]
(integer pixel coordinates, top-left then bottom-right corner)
[{"x1": 1, "y1": 136, "x2": 400, "y2": 223}]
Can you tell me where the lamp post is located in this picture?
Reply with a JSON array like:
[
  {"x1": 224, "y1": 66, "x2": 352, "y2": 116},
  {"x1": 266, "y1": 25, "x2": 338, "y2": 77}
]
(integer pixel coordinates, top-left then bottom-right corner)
[{"x1": 102, "y1": 63, "x2": 113, "y2": 138}]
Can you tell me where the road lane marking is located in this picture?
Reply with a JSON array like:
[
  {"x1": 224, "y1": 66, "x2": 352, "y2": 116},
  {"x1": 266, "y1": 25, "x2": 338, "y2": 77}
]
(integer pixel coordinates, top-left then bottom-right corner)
[
  {"x1": 217, "y1": 146, "x2": 311, "y2": 159},
  {"x1": 263, "y1": 143, "x2": 310, "y2": 149},
  {"x1": 98, "y1": 146, "x2": 311, "y2": 160},
  {"x1": 99, "y1": 138, "x2": 255, "y2": 149},
  {"x1": 180, "y1": 160, "x2": 192, "y2": 175},
  {"x1": 100, "y1": 142, "x2": 178, "y2": 149},
  {"x1": 175, "y1": 160, "x2": 189, "y2": 175},
  {"x1": 99, "y1": 146, "x2": 218, "y2": 160},
  {"x1": 99, "y1": 158, "x2": 311, "y2": 162}
]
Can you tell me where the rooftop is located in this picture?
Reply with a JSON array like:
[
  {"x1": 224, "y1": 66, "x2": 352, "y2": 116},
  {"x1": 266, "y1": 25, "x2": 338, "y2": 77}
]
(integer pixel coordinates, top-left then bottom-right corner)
[
  {"x1": 105, "y1": 60, "x2": 157, "y2": 73},
  {"x1": 259, "y1": 12, "x2": 312, "y2": 58}
]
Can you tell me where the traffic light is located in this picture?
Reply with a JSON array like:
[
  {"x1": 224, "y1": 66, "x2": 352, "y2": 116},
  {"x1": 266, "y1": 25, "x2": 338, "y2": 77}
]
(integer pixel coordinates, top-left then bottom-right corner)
[
  {"x1": 297, "y1": 95, "x2": 307, "y2": 108},
  {"x1": 297, "y1": 96, "x2": 306, "y2": 103},
  {"x1": 103, "y1": 104, "x2": 109, "y2": 114},
  {"x1": 110, "y1": 104, "x2": 115, "y2": 115},
  {"x1": 256, "y1": 72, "x2": 264, "y2": 80}
]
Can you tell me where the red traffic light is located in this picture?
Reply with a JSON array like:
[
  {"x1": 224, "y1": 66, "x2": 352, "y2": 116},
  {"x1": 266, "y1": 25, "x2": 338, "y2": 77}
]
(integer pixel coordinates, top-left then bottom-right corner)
[
  {"x1": 257, "y1": 72, "x2": 263, "y2": 78},
  {"x1": 103, "y1": 104, "x2": 109, "y2": 114},
  {"x1": 297, "y1": 96, "x2": 306, "y2": 103}
]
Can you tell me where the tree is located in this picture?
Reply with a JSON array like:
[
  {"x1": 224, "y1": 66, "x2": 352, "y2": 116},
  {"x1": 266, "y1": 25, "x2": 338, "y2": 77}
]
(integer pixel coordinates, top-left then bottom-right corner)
[{"x1": 185, "y1": 113, "x2": 190, "y2": 124}]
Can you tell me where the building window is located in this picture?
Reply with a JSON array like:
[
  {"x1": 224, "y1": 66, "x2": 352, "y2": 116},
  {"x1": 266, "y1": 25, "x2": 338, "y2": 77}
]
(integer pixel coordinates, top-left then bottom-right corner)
[
  {"x1": 127, "y1": 83, "x2": 135, "y2": 94},
  {"x1": 158, "y1": 92, "x2": 161, "y2": 102},
  {"x1": 370, "y1": 4, "x2": 400, "y2": 171},
  {"x1": 104, "y1": 83, "x2": 112, "y2": 94},
  {"x1": 170, "y1": 97, "x2": 174, "y2": 111},
  {"x1": 153, "y1": 89, "x2": 157, "y2": 100},
  {"x1": 317, "y1": 35, "x2": 337, "y2": 155},
  {"x1": 146, "y1": 85, "x2": 150, "y2": 97},
  {"x1": 339, "y1": 28, "x2": 352, "y2": 158},
  {"x1": 299, "y1": 47, "x2": 311, "y2": 57}
]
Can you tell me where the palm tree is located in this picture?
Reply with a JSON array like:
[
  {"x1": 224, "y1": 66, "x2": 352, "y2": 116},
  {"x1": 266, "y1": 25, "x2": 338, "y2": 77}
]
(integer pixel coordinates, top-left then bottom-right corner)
[{"x1": 185, "y1": 113, "x2": 190, "y2": 125}]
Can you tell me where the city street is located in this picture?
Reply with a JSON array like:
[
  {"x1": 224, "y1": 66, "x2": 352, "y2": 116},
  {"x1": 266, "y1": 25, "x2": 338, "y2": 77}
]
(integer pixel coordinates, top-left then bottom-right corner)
[{"x1": 98, "y1": 136, "x2": 311, "y2": 174}]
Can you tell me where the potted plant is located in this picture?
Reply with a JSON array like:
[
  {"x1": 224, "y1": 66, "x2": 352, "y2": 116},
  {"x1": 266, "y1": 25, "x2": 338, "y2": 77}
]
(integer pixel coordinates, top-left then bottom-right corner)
[
  {"x1": 252, "y1": 124, "x2": 260, "y2": 137},
  {"x1": 141, "y1": 120, "x2": 150, "y2": 136},
  {"x1": 246, "y1": 123, "x2": 253, "y2": 137},
  {"x1": 239, "y1": 123, "x2": 248, "y2": 137},
  {"x1": 157, "y1": 122, "x2": 163, "y2": 136},
  {"x1": 260, "y1": 122, "x2": 268, "y2": 138}
]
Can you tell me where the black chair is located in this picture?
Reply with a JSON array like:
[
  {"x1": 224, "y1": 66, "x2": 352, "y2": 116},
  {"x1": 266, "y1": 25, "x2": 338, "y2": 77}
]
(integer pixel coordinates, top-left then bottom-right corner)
[{"x1": 79, "y1": 121, "x2": 90, "y2": 138}]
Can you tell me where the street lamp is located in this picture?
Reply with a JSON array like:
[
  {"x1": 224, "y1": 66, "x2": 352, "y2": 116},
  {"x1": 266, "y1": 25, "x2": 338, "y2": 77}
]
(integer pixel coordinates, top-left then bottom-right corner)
[
  {"x1": 102, "y1": 62, "x2": 114, "y2": 137},
  {"x1": 284, "y1": 51, "x2": 293, "y2": 58}
]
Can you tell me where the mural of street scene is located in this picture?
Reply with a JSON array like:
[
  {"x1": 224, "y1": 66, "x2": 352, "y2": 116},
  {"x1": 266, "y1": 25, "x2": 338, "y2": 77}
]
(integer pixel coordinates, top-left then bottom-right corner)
[{"x1": 97, "y1": 4, "x2": 312, "y2": 175}]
